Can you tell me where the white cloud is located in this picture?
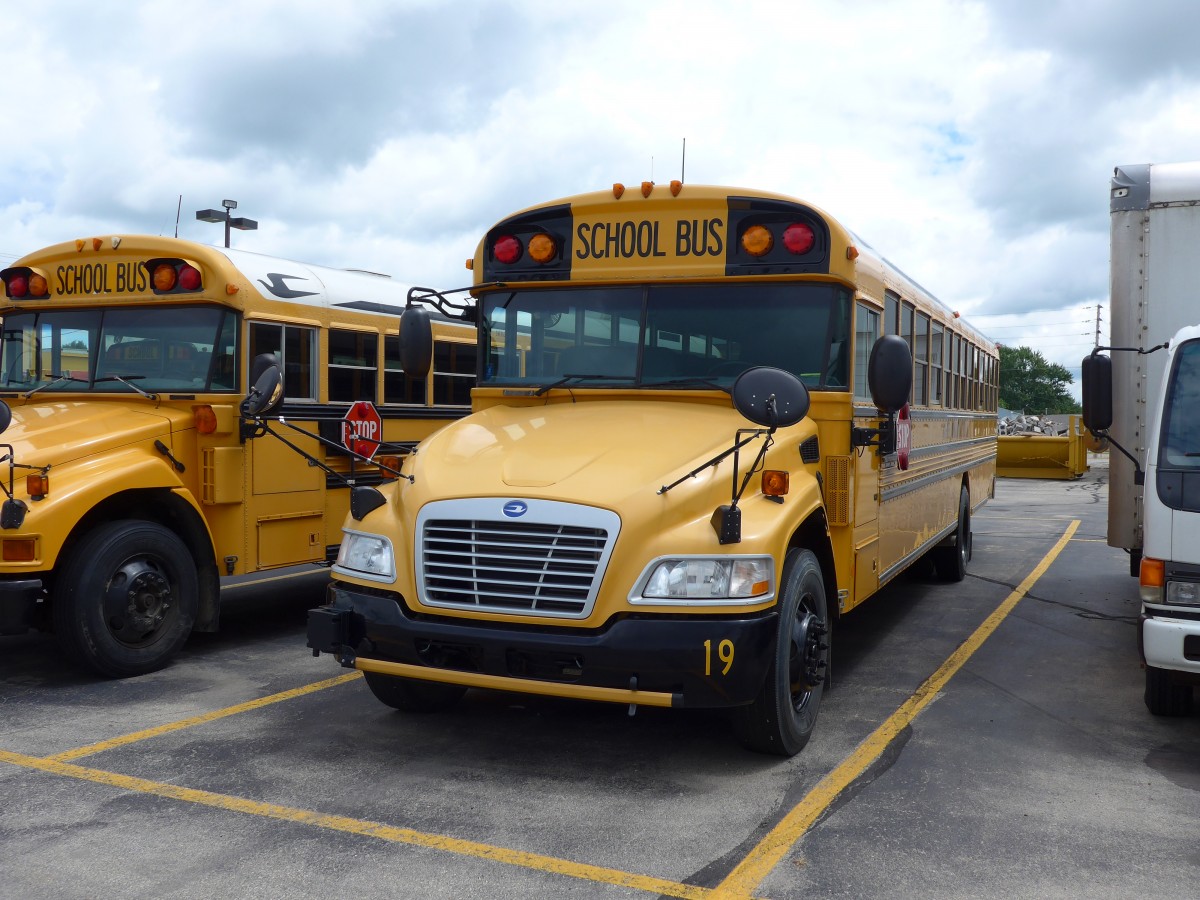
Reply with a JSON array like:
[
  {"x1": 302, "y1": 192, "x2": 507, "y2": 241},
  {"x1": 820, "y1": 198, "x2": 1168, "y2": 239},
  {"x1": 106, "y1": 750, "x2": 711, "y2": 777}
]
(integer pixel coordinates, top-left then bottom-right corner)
[{"x1": 3, "y1": 0, "x2": 1200, "y2": 393}]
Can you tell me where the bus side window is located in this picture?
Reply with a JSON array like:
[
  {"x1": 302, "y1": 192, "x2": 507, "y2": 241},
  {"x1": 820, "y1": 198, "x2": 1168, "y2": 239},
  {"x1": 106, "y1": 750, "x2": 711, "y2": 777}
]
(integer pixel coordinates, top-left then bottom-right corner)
[
  {"x1": 249, "y1": 321, "x2": 317, "y2": 401},
  {"x1": 853, "y1": 303, "x2": 880, "y2": 401}
]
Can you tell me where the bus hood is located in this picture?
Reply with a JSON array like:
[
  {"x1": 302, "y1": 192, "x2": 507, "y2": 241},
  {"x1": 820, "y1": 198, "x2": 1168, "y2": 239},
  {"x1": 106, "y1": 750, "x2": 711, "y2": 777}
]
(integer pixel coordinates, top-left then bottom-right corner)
[
  {"x1": 0, "y1": 400, "x2": 185, "y2": 467},
  {"x1": 412, "y1": 398, "x2": 779, "y2": 506}
]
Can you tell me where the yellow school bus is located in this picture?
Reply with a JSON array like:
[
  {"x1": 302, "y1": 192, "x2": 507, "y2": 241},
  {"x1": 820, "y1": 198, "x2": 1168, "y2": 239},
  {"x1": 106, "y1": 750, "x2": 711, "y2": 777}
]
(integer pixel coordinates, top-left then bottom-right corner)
[
  {"x1": 0, "y1": 235, "x2": 475, "y2": 677},
  {"x1": 306, "y1": 182, "x2": 998, "y2": 755}
]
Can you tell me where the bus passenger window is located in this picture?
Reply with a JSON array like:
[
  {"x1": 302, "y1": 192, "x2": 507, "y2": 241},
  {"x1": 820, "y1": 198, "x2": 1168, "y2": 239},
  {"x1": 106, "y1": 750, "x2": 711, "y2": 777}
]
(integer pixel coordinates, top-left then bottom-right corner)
[
  {"x1": 853, "y1": 304, "x2": 880, "y2": 401},
  {"x1": 914, "y1": 312, "x2": 929, "y2": 406},
  {"x1": 329, "y1": 329, "x2": 378, "y2": 403},
  {"x1": 250, "y1": 322, "x2": 317, "y2": 401},
  {"x1": 382, "y1": 335, "x2": 427, "y2": 405},
  {"x1": 433, "y1": 340, "x2": 476, "y2": 406}
]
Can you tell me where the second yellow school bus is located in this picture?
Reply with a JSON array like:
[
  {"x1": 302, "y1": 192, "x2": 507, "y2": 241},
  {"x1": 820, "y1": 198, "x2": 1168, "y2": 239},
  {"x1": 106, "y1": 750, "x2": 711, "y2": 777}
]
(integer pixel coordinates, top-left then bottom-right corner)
[
  {"x1": 0, "y1": 235, "x2": 474, "y2": 677},
  {"x1": 307, "y1": 182, "x2": 998, "y2": 755}
]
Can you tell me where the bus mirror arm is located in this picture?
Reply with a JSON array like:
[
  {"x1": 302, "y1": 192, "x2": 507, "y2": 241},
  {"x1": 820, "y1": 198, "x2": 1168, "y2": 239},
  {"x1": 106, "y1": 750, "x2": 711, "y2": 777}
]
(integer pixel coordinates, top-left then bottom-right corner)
[
  {"x1": 406, "y1": 285, "x2": 477, "y2": 321},
  {"x1": 851, "y1": 413, "x2": 897, "y2": 456},
  {"x1": 243, "y1": 419, "x2": 394, "y2": 523},
  {"x1": 712, "y1": 429, "x2": 777, "y2": 545}
]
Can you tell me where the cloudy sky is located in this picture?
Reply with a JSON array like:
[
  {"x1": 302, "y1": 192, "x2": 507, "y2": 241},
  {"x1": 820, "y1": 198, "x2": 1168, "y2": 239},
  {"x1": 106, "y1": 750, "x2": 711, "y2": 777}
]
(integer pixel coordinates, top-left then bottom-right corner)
[{"x1": 4, "y1": 0, "x2": 1199, "y2": 395}]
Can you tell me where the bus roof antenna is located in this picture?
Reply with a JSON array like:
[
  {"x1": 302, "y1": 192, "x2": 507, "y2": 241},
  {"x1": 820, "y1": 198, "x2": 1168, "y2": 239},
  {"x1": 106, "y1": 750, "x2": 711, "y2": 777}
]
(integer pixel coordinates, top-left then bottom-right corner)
[{"x1": 681, "y1": 138, "x2": 686, "y2": 184}]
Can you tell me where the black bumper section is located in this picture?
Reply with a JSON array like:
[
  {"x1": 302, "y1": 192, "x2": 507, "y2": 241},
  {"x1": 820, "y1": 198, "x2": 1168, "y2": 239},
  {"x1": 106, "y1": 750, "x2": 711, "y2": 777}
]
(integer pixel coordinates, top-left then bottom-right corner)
[
  {"x1": 307, "y1": 582, "x2": 779, "y2": 708},
  {"x1": 0, "y1": 578, "x2": 43, "y2": 635}
]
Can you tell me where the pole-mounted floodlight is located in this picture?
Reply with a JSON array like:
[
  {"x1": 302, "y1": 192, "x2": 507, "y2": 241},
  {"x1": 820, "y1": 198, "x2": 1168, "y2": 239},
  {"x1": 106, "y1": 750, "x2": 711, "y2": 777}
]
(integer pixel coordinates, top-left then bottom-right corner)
[{"x1": 195, "y1": 199, "x2": 258, "y2": 248}]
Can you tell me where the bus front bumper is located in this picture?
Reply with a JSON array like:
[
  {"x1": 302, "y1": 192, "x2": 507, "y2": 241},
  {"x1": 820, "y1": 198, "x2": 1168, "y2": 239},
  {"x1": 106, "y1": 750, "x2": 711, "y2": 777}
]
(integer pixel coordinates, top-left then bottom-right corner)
[
  {"x1": 307, "y1": 582, "x2": 779, "y2": 709},
  {"x1": 0, "y1": 578, "x2": 43, "y2": 634}
]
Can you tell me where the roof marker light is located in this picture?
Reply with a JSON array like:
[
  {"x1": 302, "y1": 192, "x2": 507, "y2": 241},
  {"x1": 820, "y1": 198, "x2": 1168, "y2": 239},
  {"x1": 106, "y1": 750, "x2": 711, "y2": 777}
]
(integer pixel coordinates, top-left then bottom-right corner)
[
  {"x1": 641, "y1": 181, "x2": 653, "y2": 198},
  {"x1": 670, "y1": 180, "x2": 682, "y2": 196},
  {"x1": 75, "y1": 239, "x2": 86, "y2": 252},
  {"x1": 613, "y1": 183, "x2": 625, "y2": 199},
  {"x1": 92, "y1": 238, "x2": 103, "y2": 251}
]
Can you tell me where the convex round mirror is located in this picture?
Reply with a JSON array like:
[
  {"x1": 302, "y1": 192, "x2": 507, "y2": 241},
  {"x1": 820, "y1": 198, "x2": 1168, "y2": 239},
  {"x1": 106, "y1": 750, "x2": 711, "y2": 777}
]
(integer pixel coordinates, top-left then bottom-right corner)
[
  {"x1": 242, "y1": 353, "x2": 284, "y2": 417},
  {"x1": 731, "y1": 366, "x2": 810, "y2": 428}
]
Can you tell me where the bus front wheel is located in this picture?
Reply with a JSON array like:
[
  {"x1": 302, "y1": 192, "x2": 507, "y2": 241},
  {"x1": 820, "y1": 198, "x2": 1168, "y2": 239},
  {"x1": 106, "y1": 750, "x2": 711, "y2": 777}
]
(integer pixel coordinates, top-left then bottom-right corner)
[
  {"x1": 734, "y1": 548, "x2": 829, "y2": 756},
  {"x1": 53, "y1": 520, "x2": 197, "y2": 678}
]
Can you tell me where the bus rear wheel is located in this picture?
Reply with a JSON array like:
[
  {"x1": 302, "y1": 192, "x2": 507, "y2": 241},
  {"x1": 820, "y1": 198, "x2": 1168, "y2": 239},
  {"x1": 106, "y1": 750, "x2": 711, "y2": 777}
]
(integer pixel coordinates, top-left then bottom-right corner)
[
  {"x1": 933, "y1": 486, "x2": 971, "y2": 582},
  {"x1": 734, "y1": 548, "x2": 829, "y2": 756},
  {"x1": 53, "y1": 520, "x2": 197, "y2": 678},
  {"x1": 363, "y1": 671, "x2": 467, "y2": 713}
]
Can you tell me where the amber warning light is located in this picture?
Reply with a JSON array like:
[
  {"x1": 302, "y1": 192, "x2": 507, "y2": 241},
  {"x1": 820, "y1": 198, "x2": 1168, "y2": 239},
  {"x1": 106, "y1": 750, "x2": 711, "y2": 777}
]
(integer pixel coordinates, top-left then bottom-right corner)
[{"x1": 1, "y1": 267, "x2": 50, "y2": 300}]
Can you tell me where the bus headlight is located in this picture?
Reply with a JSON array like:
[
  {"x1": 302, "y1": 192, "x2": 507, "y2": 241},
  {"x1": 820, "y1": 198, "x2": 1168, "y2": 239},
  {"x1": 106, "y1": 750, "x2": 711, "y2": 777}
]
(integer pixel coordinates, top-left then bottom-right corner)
[
  {"x1": 632, "y1": 556, "x2": 774, "y2": 605},
  {"x1": 335, "y1": 530, "x2": 396, "y2": 582}
]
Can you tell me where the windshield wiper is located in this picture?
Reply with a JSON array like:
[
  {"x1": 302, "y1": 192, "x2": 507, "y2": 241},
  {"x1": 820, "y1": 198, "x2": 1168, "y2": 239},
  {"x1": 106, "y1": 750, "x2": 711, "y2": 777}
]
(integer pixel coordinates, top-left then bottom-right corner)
[
  {"x1": 640, "y1": 376, "x2": 729, "y2": 393},
  {"x1": 93, "y1": 374, "x2": 158, "y2": 400},
  {"x1": 22, "y1": 374, "x2": 88, "y2": 398},
  {"x1": 533, "y1": 374, "x2": 636, "y2": 396}
]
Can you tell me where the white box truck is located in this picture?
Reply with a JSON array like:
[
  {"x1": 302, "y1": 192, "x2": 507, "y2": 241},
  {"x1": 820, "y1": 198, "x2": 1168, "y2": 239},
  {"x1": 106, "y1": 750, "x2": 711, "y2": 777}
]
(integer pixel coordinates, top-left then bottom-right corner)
[{"x1": 1084, "y1": 161, "x2": 1200, "y2": 714}]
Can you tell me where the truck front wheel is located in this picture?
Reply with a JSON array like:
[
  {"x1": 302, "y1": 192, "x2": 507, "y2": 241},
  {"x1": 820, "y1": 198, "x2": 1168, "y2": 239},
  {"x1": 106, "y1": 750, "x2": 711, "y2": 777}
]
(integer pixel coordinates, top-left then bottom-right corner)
[
  {"x1": 1144, "y1": 664, "x2": 1193, "y2": 716},
  {"x1": 733, "y1": 548, "x2": 830, "y2": 756},
  {"x1": 53, "y1": 520, "x2": 197, "y2": 678}
]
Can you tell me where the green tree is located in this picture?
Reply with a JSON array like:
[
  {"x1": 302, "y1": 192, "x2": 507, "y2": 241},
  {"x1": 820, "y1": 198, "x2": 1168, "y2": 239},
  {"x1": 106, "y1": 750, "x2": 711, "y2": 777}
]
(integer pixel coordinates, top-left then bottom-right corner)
[{"x1": 998, "y1": 345, "x2": 1080, "y2": 414}]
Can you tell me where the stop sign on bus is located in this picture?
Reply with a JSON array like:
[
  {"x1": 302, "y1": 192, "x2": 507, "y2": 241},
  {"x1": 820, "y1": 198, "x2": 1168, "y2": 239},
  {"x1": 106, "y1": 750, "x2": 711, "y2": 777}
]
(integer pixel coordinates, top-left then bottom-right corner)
[{"x1": 341, "y1": 401, "x2": 382, "y2": 459}]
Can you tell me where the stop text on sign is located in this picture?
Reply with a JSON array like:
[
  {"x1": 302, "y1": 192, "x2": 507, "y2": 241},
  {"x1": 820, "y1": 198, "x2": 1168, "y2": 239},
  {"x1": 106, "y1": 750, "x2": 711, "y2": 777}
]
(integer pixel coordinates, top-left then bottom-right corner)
[{"x1": 341, "y1": 401, "x2": 382, "y2": 460}]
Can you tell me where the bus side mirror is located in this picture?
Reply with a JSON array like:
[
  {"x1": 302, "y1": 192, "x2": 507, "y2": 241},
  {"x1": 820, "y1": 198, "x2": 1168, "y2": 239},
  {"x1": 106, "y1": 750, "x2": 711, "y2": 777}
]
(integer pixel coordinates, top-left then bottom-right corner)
[
  {"x1": 1081, "y1": 353, "x2": 1113, "y2": 433},
  {"x1": 731, "y1": 367, "x2": 810, "y2": 428},
  {"x1": 241, "y1": 353, "x2": 284, "y2": 418},
  {"x1": 0, "y1": 399, "x2": 11, "y2": 436},
  {"x1": 867, "y1": 335, "x2": 912, "y2": 414},
  {"x1": 399, "y1": 305, "x2": 433, "y2": 379}
]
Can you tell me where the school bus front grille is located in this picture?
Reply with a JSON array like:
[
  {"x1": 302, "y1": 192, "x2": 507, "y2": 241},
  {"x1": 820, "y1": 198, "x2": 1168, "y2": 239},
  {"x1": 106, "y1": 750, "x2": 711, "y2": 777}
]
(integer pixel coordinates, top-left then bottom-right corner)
[
  {"x1": 825, "y1": 455, "x2": 851, "y2": 526},
  {"x1": 420, "y1": 519, "x2": 609, "y2": 616}
]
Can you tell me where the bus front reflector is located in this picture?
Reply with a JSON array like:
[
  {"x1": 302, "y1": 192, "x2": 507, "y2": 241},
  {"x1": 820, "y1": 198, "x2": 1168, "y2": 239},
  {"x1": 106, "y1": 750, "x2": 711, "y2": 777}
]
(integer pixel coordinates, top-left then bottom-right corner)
[
  {"x1": 2, "y1": 538, "x2": 36, "y2": 562},
  {"x1": 194, "y1": 406, "x2": 218, "y2": 434}
]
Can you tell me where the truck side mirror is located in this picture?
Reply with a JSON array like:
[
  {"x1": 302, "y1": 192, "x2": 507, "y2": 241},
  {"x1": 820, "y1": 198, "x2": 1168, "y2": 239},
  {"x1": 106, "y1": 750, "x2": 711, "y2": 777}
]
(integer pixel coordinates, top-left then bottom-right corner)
[
  {"x1": 399, "y1": 305, "x2": 433, "y2": 379},
  {"x1": 867, "y1": 335, "x2": 913, "y2": 414},
  {"x1": 1081, "y1": 353, "x2": 1113, "y2": 433}
]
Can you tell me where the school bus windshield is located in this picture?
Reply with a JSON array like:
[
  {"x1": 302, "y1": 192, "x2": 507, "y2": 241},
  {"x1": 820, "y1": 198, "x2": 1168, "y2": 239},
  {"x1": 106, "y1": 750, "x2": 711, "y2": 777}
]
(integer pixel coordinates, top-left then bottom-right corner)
[
  {"x1": 481, "y1": 282, "x2": 851, "y2": 389},
  {"x1": 1, "y1": 305, "x2": 238, "y2": 393}
]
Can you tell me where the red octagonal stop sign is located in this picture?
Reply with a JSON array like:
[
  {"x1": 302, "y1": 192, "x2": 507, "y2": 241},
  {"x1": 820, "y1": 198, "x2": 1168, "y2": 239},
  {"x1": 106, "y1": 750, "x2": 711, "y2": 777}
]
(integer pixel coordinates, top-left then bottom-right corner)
[{"x1": 341, "y1": 400, "x2": 382, "y2": 459}]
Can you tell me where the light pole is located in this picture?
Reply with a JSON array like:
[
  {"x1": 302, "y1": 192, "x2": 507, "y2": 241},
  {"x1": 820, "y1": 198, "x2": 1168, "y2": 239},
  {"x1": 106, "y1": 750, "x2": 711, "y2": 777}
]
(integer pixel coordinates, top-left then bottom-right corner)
[{"x1": 195, "y1": 199, "x2": 258, "y2": 248}]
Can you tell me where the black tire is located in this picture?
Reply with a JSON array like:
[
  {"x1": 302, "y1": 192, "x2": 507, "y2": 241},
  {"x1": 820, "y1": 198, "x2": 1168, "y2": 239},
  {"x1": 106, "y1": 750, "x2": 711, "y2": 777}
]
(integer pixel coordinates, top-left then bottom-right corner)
[
  {"x1": 933, "y1": 485, "x2": 971, "y2": 582},
  {"x1": 734, "y1": 548, "x2": 830, "y2": 756},
  {"x1": 1144, "y1": 664, "x2": 1192, "y2": 716},
  {"x1": 363, "y1": 671, "x2": 467, "y2": 712},
  {"x1": 53, "y1": 520, "x2": 197, "y2": 678}
]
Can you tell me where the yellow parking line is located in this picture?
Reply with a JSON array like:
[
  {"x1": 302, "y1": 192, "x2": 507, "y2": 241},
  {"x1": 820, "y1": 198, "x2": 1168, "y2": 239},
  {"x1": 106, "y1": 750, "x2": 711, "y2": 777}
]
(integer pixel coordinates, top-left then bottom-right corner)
[
  {"x1": 0, "y1": 748, "x2": 721, "y2": 899},
  {"x1": 711, "y1": 519, "x2": 1081, "y2": 899},
  {"x1": 48, "y1": 672, "x2": 363, "y2": 762}
]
